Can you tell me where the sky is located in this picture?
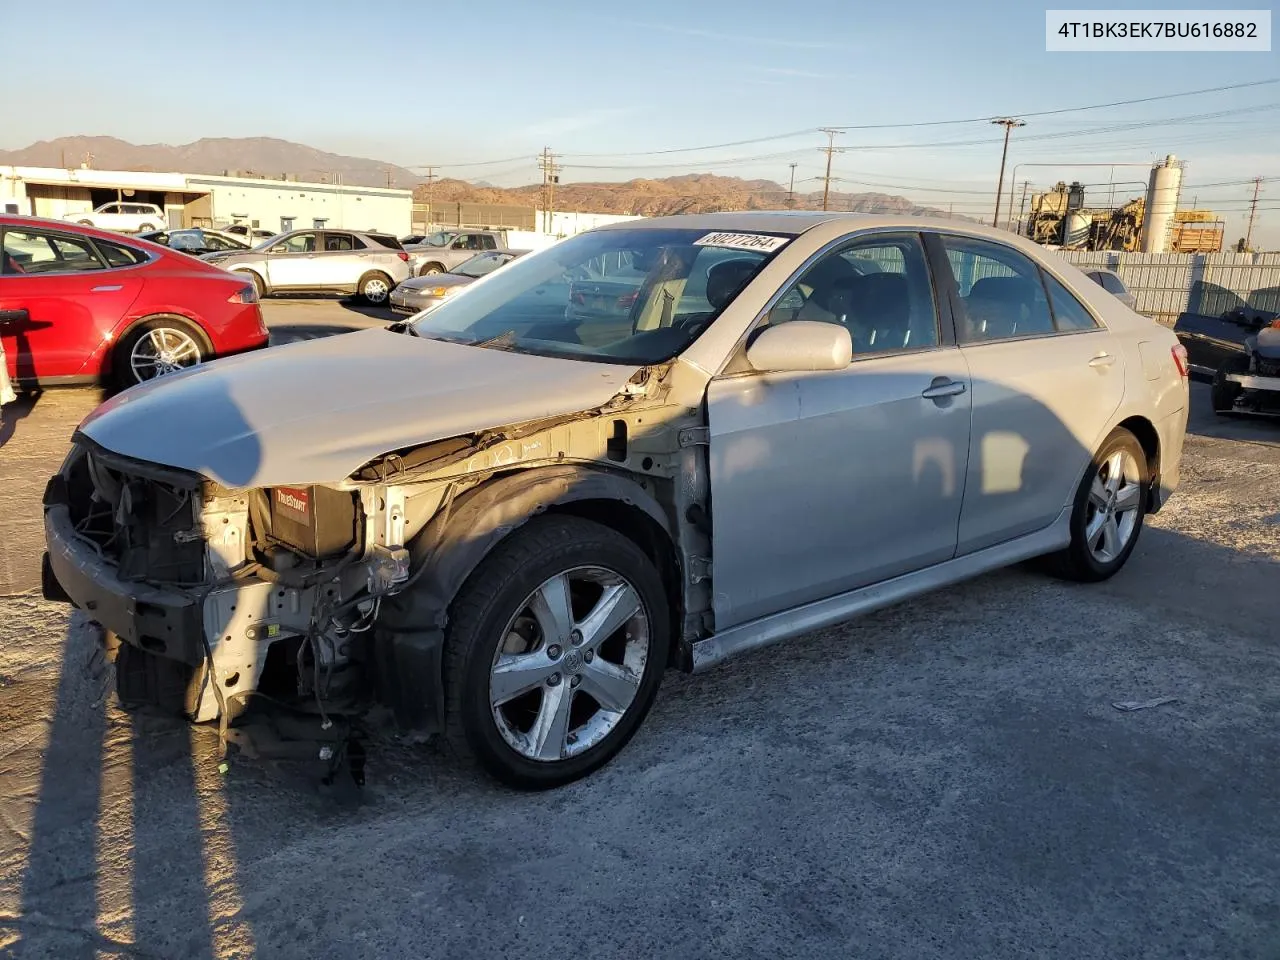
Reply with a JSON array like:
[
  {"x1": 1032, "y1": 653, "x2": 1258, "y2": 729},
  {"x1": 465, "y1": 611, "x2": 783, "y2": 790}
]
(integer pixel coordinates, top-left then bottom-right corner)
[{"x1": 4, "y1": 0, "x2": 1278, "y2": 246}]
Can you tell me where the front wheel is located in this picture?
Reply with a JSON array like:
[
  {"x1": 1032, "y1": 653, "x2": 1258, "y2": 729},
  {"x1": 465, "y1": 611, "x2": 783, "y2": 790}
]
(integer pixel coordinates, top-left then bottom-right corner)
[
  {"x1": 1045, "y1": 427, "x2": 1148, "y2": 582},
  {"x1": 444, "y1": 515, "x2": 670, "y2": 789},
  {"x1": 419, "y1": 263, "x2": 444, "y2": 276}
]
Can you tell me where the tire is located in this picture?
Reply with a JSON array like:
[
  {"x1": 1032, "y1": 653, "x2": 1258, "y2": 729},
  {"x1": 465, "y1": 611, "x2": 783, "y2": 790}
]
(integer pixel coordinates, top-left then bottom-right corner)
[
  {"x1": 419, "y1": 263, "x2": 444, "y2": 276},
  {"x1": 112, "y1": 316, "x2": 210, "y2": 390},
  {"x1": 444, "y1": 515, "x2": 669, "y2": 790},
  {"x1": 358, "y1": 271, "x2": 393, "y2": 304},
  {"x1": 1045, "y1": 427, "x2": 1149, "y2": 583},
  {"x1": 235, "y1": 268, "x2": 266, "y2": 299},
  {"x1": 137, "y1": 223, "x2": 157, "y2": 233},
  {"x1": 1211, "y1": 355, "x2": 1248, "y2": 416}
]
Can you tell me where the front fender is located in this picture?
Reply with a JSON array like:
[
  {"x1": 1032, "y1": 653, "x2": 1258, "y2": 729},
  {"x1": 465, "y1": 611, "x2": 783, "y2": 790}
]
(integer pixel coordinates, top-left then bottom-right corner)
[{"x1": 370, "y1": 464, "x2": 672, "y2": 731}]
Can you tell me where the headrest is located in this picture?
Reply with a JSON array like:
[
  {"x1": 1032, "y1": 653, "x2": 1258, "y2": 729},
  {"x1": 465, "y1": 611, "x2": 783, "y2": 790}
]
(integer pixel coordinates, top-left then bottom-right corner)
[
  {"x1": 969, "y1": 276, "x2": 1034, "y2": 302},
  {"x1": 706, "y1": 259, "x2": 757, "y2": 310}
]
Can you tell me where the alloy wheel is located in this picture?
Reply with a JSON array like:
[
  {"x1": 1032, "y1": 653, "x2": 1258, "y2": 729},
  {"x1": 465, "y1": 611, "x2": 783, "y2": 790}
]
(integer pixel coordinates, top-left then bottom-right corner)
[
  {"x1": 1085, "y1": 449, "x2": 1142, "y2": 563},
  {"x1": 129, "y1": 327, "x2": 203, "y2": 382},
  {"x1": 489, "y1": 565, "x2": 649, "y2": 763}
]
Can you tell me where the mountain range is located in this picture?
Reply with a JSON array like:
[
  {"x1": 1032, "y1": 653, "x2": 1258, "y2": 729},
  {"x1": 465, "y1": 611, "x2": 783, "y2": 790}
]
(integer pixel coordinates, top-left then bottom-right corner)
[{"x1": 0, "y1": 136, "x2": 963, "y2": 220}]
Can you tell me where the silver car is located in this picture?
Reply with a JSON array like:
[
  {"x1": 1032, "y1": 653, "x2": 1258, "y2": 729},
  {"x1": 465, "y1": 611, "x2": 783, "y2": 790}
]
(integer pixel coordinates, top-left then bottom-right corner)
[
  {"x1": 390, "y1": 249, "x2": 527, "y2": 314},
  {"x1": 43, "y1": 212, "x2": 1189, "y2": 790},
  {"x1": 204, "y1": 228, "x2": 413, "y2": 304}
]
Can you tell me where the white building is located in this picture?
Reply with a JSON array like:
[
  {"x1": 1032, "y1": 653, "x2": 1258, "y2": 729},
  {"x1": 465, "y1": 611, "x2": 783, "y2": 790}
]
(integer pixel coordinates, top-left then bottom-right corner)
[{"x1": 0, "y1": 165, "x2": 413, "y2": 236}]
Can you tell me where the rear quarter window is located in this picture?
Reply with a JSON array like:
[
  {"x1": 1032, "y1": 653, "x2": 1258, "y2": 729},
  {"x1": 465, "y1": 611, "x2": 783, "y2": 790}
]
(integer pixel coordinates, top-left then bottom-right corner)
[
  {"x1": 366, "y1": 234, "x2": 404, "y2": 250},
  {"x1": 94, "y1": 239, "x2": 148, "y2": 267}
]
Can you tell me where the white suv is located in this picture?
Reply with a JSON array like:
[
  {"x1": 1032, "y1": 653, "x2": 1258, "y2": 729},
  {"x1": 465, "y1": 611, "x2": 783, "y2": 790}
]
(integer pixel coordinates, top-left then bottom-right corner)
[{"x1": 66, "y1": 202, "x2": 166, "y2": 234}]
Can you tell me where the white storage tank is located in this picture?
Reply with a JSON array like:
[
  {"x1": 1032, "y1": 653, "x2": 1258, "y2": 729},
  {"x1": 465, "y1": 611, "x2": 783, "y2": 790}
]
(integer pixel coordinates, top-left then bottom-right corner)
[{"x1": 1140, "y1": 155, "x2": 1182, "y2": 253}]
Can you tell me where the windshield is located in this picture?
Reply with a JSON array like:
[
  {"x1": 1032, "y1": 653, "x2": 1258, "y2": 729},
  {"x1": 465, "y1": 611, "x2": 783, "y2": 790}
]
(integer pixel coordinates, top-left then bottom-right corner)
[
  {"x1": 253, "y1": 232, "x2": 286, "y2": 251},
  {"x1": 421, "y1": 231, "x2": 457, "y2": 248},
  {"x1": 409, "y1": 227, "x2": 789, "y2": 364}
]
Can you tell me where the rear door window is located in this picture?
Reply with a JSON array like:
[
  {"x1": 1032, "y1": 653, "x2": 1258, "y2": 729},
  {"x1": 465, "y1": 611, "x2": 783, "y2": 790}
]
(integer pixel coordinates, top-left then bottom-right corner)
[
  {"x1": 936, "y1": 235, "x2": 1054, "y2": 343},
  {"x1": 323, "y1": 233, "x2": 356, "y2": 252}
]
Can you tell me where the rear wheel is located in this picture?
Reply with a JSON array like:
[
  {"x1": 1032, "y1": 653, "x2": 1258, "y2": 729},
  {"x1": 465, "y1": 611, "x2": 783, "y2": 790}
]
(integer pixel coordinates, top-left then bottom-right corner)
[
  {"x1": 444, "y1": 515, "x2": 669, "y2": 789},
  {"x1": 1045, "y1": 427, "x2": 1148, "y2": 582},
  {"x1": 113, "y1": 317, "x2": 209, "y2": 390},
  {"x1": 1211, "y1": 355, "x2": 1249, "y2": 416},
  {"x1": 358, "y1": 271, "x2": 393, "y2": 304},
  {"x1": 137, "y1": 222, "x2": 158, "y2": 233}
]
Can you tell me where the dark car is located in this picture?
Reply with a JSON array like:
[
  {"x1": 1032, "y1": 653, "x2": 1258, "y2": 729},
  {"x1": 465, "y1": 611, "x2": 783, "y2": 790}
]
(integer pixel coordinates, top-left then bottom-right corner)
[
  {"x1": 138, "y1": 227, "x2": 249, "y2": 256},
  {"x1": 1179, "y1": 306, "x2": 1280, "y2": 417}
]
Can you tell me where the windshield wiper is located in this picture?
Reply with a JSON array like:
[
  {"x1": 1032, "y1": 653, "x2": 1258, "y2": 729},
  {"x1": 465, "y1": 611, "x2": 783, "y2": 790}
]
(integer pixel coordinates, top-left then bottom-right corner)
[{"x1": 471, "y1": 330, "x2": 520, "y2": 350}]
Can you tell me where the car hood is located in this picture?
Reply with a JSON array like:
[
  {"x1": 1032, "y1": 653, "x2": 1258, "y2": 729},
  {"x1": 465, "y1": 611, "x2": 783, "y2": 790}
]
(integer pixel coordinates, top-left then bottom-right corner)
[
  {"x1": 398, "y1": 273, "x2": 474, "y2": 293},
  {"x1": 78, "y1": 328, "x2": 641, "y2": 488}
]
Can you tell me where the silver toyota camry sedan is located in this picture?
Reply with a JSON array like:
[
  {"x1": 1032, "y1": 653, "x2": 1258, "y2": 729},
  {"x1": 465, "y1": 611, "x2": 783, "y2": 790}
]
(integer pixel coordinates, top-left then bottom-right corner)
[{"x1": 44, "y1": 212, "x2": 1190, "y2": 789}]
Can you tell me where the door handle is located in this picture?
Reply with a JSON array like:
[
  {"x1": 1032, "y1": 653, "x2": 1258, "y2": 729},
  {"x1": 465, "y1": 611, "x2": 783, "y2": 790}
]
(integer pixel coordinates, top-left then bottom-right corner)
[
  {"x1": 921, "y1": 378, "x2": 967, "y2": 400},
  {"x1": 1088, "y1": 351, "x2": 1116, "y2": 368},
  {"x1": 90, "y1": 284, "x2": 123, "y2": 292}
]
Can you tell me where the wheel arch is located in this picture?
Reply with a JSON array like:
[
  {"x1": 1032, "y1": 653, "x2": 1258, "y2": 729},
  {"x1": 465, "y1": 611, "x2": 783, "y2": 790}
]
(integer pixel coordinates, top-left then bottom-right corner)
[
  {"x1": 1115, "y1": 414, "x2": 1160, "y2": 510},
  {"x1": 104, "y1": 312, "x2": 216, "y2": 382},
  {"x1": 410, "y1": 464, "x2": 678, "y2": 623},
  {"x1": 373, "y1": 465, "x2": 684, "y2": 731},
  {"x1": 420, "y1": 261, "x2": 446, "y2": 276}
]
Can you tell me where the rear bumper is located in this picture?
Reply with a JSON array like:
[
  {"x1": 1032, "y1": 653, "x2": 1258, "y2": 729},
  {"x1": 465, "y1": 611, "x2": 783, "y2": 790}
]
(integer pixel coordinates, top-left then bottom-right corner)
[
  {"x1": 1150, "y1": 403, "x2": 1188, "y2": 513},
  {"x1": 1226, "y1": 372, "x2": 1280, "y2": 392}
]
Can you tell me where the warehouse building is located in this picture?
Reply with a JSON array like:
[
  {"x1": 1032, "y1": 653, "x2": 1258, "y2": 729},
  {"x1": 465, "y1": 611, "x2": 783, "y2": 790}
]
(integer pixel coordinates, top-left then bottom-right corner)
[{"x1": 0, "y1": 165, "x2": 413, "y2": 237}]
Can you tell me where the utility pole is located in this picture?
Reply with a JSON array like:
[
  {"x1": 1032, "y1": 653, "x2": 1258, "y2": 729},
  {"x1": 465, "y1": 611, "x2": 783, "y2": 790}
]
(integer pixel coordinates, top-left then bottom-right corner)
[
  {"x1": 537, "y1": 147, "x2": 561, "y2": 233},
  {"x1": 385, "y1": 168, "x2": 393, "y2": 188},
  {"x1": 990, "y1": 118, "x2": 1025, "y2": 228},
  {"x1": 1245, "y1": 176, "x2": 1263, "y2": 251},
  {"x1": 818, "y1": 128, "x2": 844, "y2": 212},
  {"x1": 1016, "y1": 180, "x2": 1031, "y2": 236},
  {"x1": 787, "y1": 162, "x2": 798, "y2": 207},
  {"x1": 421, "y1": 166, "x2": 438, "y2": 227}
]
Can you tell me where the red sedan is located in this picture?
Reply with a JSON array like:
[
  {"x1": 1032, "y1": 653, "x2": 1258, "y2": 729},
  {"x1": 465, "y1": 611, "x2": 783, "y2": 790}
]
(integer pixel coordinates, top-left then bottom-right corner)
[{"x1": 0, "y1": 216, "x2": 269, "y2": 390}]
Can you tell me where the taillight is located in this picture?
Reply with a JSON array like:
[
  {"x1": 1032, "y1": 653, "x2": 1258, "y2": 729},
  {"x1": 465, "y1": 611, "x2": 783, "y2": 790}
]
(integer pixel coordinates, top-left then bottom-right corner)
[
  {"x1": 1171, "y1": 344, "x2": 1189, "y2": 377},
  {"x1": 397, "y1": 252, "x2": 409, "y2": 262},
  {"x1": 1271, "y1": 318, "x2": 1280, "y2": 329},
  {"x1": 228, "y1": 282, "x2": 258, "y2": 304}
]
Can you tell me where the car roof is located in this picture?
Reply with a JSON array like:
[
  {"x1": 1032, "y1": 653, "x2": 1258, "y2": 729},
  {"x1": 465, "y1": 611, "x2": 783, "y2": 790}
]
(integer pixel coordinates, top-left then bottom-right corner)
[
  {"x1": 0, "y1": 213, "x2": 162, "y2": 242},
  {"x1": 589, "y1": 210, "x2": 1039, "y2": 243}
]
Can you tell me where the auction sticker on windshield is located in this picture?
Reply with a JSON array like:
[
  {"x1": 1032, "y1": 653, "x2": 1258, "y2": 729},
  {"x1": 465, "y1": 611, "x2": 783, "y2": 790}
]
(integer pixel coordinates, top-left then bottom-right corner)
[{"x1": 693, "y1": 232, "x2": 790, "y2": 253}]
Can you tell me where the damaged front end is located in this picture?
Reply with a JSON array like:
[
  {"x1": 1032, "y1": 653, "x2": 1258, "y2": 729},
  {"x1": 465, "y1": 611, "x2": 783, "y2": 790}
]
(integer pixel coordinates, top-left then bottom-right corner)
[
  {"x1": 42, "y1": 359, "x2": 716, "y2": 770},
  {"x1": 42, "y1": 439, "x2": 422, "y2": 765}
]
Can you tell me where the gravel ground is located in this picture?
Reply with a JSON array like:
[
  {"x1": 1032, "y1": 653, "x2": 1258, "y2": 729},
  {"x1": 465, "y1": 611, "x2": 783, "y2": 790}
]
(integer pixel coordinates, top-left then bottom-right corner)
[{"x1": 0, "y1": 304, "x2": 1277, "y2": 959}]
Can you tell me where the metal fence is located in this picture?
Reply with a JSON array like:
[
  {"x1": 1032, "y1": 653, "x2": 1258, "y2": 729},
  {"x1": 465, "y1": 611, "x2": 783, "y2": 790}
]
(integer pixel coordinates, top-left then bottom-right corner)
[
  {"x1": 1058, "y1": 250, "x2": 1280, "y2": 325},
  {"x1": 411, "y1": 202, "x2": 536, "y2": 232}
]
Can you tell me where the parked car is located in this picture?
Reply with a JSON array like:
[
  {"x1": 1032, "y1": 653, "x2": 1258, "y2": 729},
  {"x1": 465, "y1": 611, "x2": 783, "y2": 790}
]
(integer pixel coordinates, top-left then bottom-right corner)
[
  {"x1": 1, "y1": 215, "x2": 268, "y2": 389},
  {"x1": 138, "y1": 227, "x2": 250, "y2": 256},
  {"x1": 63, "y1": 202, "x2": 166, "y2": 234},
  {"x1": 401, "y1": 235, "x2": 429, "y2": 246},
  {"x1": 1179, "y1": 306, "x2": 1280, "y2": 417},
  {"x1": 390, "y1": 249, "x2": 527, "y2": 314},
  {"x1": 405, "y1": 229, "x2": 554, "y2": 276},
  {"x1": 201, "y1": 228, "x2": 413, "y2": 304},
  {"x1": 1084, "y1": 268, "x2": 1136, "y2": 310},
  {"x1": 41, "y1": 213, "x2": 1188, "y2": 790},
  {"x1": 218, "y1": 224, "x2": 277, "y2": 244}
]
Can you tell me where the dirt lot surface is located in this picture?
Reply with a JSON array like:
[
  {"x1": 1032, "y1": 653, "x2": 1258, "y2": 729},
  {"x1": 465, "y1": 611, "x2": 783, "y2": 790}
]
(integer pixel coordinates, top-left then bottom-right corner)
[{"x1": 1, "y1": 300, "x2": 1277, "y2": 959}]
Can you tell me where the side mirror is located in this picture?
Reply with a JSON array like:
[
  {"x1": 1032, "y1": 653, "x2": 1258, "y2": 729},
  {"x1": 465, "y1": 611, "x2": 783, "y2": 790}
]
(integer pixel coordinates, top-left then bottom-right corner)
[{"x1": 746, "y1": 321, "x2": 852, "y2": 373}]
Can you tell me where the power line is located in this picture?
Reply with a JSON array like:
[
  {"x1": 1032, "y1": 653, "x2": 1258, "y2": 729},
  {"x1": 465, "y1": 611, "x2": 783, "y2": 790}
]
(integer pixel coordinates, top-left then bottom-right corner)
[{"x1": 405, "y1": 78, "x2": 1279, "y2": 169}]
